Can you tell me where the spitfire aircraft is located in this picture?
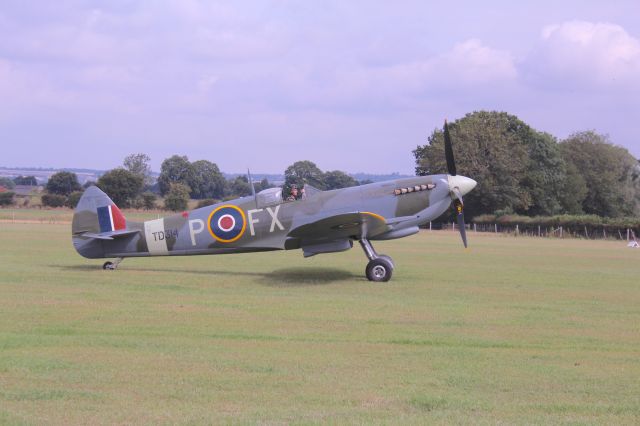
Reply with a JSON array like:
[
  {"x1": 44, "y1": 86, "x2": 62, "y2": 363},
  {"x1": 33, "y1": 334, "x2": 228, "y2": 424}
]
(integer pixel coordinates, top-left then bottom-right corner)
[{"x1": 72, "y1": 122, "x2": 476, "y2": 282}]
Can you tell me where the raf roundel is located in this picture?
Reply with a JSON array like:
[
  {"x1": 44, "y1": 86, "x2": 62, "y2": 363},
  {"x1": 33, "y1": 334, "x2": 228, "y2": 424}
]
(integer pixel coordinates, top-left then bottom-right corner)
[{"x1": 207, "y1": 205, "x2": 247, "y2": 243}]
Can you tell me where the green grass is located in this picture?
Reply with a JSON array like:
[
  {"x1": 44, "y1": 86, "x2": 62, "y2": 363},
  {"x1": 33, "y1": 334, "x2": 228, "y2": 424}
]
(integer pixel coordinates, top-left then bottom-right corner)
[{"x1": 0, "y1": 222, "x2": 639, "y2": 424}]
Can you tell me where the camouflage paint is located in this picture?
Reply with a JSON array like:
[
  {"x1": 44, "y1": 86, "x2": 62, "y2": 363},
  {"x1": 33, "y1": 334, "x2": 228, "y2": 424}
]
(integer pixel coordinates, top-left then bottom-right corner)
[{"x1": 72, "y1": 174, "x2": 475, "y2": 260}]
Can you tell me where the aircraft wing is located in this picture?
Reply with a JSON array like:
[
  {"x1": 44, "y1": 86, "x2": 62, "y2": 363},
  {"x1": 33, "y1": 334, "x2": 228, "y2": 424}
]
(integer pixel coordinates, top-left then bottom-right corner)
[
  {"x1": 288, "y1": 212, "x2": 391, "y2": 242},
  {"x1": 76, "y1": 229, "x2": 140, "y2": 240}
]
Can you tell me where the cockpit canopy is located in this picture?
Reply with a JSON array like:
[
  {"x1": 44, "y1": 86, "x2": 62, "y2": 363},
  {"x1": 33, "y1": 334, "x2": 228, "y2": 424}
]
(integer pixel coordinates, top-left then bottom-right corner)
[
  {"x1": 256, "y1": 187, "x2": 282, "y2": 208},
  {"x1": 255, "y1": 184, "x2": 322, "y2": 208}
]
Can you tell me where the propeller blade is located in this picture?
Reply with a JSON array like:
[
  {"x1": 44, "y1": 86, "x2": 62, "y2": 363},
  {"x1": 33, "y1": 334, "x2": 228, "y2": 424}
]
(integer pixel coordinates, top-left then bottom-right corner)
[
  {"x1": 454, "y1": 199, "x2": 468, "y2": 248},
  {"x1": 443, "y1": 120, "x2": 457, "y2": 176},
  {"x1": 451, "y1": 187, "x2": 467, "y2": 248}
]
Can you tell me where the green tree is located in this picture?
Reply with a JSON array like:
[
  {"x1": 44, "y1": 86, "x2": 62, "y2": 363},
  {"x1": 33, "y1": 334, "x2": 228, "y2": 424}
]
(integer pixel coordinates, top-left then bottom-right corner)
[
  {"x1": 558, "y1": 160, "x2": 588, "y2": 214},
  {"x1": 414, "y1": 111, "x2": 566, "y2": 218},
  {"x1": 141, "y1": 192, "x2": 157, "y2": 210},
  {"x1": 41, "y1": 194, "x2": 66, "y2": 207},
  {"x1": 13, "y1": 175, "x2": 37, "y2": 186},
  {"x1": 518, "y1": 130, "x2": 566, "y2": 216},
  {"x1": 0, "y1": 191, "x2": 15, "y2": 206},
  {"x1": 323, "y1": 170, "x2": 358, "y2": 190},
  {"x1": 65, "y1": 191, "x2": 83, "y2": 208},
  {"x1": 45, "y1": 172, "x2": 81, "y2": 196},
  {"x1": 0, "y1": 177, "x2": 15, "y2": 190},
  {"x1": 254, "y1": 178, "x2": 274, "y2": 192},
  {"x1": 123, "y1": 153, "x2": 153, "y2": 186},
  {"x1": 158, "y1": 155, "x2": 193, "y2": 196},
  {"x1": 189, "y1": 160, "x2": 225, "y2": 199},
  {"x1": 226, "y1": 175, "x2": 252, "y2": 197},
  {"x1": 164, "y1": 183, "x2": 191, "y2": 211},
  {"x1": 560, "y1": 131, "x2": 639, "y2": 217},
  {"x1": 284, "y1": 160, "x2": 325, "y2": 193},
  {"x1": 97, "y1": 168, "x2": 144, "y2": 208}
]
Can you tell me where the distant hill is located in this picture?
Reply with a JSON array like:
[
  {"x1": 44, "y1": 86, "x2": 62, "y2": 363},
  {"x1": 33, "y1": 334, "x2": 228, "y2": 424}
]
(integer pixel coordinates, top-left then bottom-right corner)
[{"x1": 0, "y1": 167, "x2": 107, "y2": 184}]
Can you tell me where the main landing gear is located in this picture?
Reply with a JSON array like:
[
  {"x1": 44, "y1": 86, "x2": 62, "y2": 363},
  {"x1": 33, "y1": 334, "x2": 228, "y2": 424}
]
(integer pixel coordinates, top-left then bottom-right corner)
[
  {"x1": 359, "y1": 239, "x2": 394, "y2": 282},
  {"x1": 102, "y1": 258, "x2": 123, "y2": 270}
]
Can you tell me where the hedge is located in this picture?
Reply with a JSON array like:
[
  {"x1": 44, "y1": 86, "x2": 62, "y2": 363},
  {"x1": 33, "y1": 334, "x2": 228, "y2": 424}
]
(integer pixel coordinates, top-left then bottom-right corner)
[{"x1": 472, "y1": 214, "x2": 640, "y2": 230}]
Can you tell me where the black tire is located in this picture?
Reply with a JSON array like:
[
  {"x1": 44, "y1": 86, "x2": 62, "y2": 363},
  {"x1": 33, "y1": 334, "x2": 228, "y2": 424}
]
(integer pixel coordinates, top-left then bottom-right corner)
[
  {"x1": 378, "y1": 254, "x2": 395, "y2": 269},
  {"x1": 102, "y1": 261, "x2": 114, "y2": 270},
  {"x1": 366, "y1": 258, "x2": 393, "y2": 282}
]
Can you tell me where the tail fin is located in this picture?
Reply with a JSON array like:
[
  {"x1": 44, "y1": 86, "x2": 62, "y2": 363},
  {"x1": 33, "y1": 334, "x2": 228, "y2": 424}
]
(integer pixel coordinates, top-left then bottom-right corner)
[
  {"x1": 72, "y1": 186, "x2": 140, "y2": 259},
  {"x1": 72, "y1": 186, "x2": 128, "y2": 235}
]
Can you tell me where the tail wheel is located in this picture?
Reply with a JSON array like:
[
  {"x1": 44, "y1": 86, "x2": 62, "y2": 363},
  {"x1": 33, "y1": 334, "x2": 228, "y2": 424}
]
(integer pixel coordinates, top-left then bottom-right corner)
[{"x1": 366, "y1": 258, "x2": 393, "y2": 282}]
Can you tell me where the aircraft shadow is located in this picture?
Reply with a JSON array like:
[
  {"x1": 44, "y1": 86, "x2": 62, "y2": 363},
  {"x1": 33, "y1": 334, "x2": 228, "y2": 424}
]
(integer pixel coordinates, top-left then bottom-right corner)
[
  {"x1": 263, "y1": 267, "x2": 360, "y2": 287},
  {"x1": 56, "y1": 265, "x2": 360, "y2": 287}
]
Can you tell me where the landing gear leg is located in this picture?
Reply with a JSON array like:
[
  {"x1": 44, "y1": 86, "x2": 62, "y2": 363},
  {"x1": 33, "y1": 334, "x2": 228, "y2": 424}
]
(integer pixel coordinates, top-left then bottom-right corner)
[
  {"x1": 103, "y1": 257, "x2": 123, "y2": 270},
  {"x1": 359, "y1": 239, "x2": 394, "y2": 282}
]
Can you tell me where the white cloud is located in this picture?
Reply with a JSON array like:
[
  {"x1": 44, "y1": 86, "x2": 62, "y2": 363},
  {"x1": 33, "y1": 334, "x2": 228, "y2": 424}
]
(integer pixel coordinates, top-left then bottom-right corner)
[
  {"x1": 271, "y1": 39, "x2": 517, "y2": 110},
  {"x1": 524, "y1": 21, "x2": 640, "y2": 90},
  {"x1": 0, "y1": 59, "x2": 80, "y2": 115},
  {"x1": 1, "y1": 3, "x2": 639, "y2": 171},
  {"x1": 428, "y1": 39, "x2": 518, "y2": 86}
]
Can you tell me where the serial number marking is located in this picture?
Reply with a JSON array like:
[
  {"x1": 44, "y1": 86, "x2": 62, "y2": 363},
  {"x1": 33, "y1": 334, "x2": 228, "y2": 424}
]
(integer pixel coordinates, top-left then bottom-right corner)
[{"x1": 152, "y1": 229, "x2": 178, "y2": 241}]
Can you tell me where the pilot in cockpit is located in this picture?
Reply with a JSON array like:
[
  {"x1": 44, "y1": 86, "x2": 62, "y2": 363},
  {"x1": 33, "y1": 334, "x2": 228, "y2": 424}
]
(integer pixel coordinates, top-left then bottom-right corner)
[{"x1": 286, "y1": 185, "x2": 299, "y2": 201}]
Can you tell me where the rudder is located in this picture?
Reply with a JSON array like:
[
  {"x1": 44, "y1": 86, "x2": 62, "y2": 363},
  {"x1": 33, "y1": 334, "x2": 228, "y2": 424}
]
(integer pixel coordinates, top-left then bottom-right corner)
[
  {"x1": 72, "y1": 186, "x2": 127, "y2": 235},
  {"x1": 72, "y1": 186, "x2": 133, "y2": 259}
]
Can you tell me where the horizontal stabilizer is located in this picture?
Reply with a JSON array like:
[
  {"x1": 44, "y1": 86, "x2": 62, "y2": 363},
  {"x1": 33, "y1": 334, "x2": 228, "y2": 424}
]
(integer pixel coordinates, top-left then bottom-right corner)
[{"x1": 78, "y1": 229, "x2": 140, "y2": 241}]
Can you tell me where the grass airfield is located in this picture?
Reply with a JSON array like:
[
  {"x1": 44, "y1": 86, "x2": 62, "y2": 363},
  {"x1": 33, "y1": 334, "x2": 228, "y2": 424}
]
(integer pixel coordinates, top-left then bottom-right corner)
[{"x1": 0, "y1": 222, "x2": 639, "y2": 424}]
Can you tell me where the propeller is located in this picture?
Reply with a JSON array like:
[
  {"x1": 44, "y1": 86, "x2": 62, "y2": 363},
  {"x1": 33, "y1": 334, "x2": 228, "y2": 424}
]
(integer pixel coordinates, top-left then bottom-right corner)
[
  {"x1": 443, "y1": 120, "x2": 457, "y2": 176},
  {"x1": 452, "y1": 188, "x2": 468, "y2": 248},
  {"x1": 443, "y1": 120, "x2": 469, "y2": 248}
]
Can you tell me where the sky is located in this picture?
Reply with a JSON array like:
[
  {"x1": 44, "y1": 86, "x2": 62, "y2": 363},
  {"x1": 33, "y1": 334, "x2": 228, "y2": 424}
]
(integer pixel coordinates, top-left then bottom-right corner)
[{"x1": 1, "y1": 0, "x2": 639, "y2": 174}]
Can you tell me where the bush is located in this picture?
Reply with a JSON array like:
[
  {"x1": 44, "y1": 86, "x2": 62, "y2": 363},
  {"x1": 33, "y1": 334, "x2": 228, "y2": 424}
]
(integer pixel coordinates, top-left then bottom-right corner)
[
  {"x1": 196, "y1": 199, "x2": 217, "y2": 209},
  {"x1": 141, "y1": 192, "x2": 157, "y2": 210},
  {"x1": 472, "y1": 214, "x2": 497, "y2": 224},
  {"x1": 65, "y1": 191, "x2": 83, "y2": 208},
  {"x1": 471, "y1": 213, "x2": 640, "y2": 234},
  {"x1": 164, "y1": 183, "x2": 190, "y2": 212},
  {"x1": 41, "y1": 193, "x2": 67, "y2": 207},
  {"x1": 0, "y1": 177, "x2": 15, "y2": 190},
  {"x1": 0, "y1": 191, "x2": 15, "y2": 206}
]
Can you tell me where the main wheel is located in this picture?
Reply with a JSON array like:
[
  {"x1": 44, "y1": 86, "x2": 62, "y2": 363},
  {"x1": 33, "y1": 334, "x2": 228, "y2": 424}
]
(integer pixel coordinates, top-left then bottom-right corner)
[
  {"x1": 366, "y1": 258, "x2": 393, "y2": 282},
  {"x1": 378, "y1": 254, "x2": 395, "y2": 269},
  {"x1": 102, "y1": 261, "x2": 115, "y2": 270}
]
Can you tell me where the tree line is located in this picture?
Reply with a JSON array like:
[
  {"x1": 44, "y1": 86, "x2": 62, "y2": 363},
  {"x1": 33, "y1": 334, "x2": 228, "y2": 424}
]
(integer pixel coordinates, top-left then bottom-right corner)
[
  {"x1": 31, "y1": 155, "x2": 365, "y2": 211},
  {"x1": 0, "y1": 175, "x2": 38, "y2": 206},
  {"x1": 414, "y1": 111, "x2": 640, "y2": 220},
  {"x1": 5, "y1": 109, "x2": 638, "y2": 219}
]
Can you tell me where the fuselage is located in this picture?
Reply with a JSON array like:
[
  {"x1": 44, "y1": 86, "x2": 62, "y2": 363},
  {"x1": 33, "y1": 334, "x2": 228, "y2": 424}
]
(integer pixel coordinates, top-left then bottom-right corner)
[{"x1": 72, "y1": 174, "x2": 469, "y2": 259}]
